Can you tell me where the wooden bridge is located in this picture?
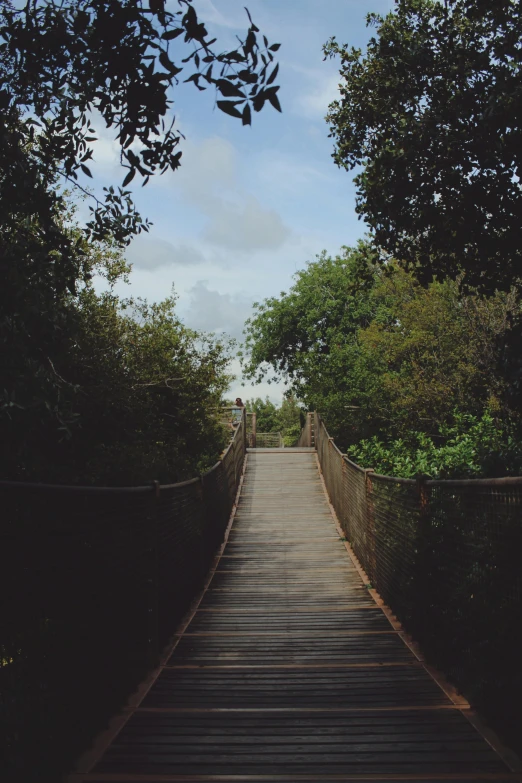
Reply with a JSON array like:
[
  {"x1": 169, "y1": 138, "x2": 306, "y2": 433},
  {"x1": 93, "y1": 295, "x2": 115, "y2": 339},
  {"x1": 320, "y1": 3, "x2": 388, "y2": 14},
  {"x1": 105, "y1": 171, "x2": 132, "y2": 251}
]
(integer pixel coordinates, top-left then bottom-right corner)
[{"x1": 72, "y1": 448, "x2": 518, "y2": 782}]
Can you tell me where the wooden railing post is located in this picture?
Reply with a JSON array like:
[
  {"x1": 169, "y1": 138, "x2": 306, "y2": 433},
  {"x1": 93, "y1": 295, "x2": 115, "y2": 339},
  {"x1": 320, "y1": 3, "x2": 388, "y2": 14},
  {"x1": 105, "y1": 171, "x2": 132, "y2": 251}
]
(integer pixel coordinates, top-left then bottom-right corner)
[
  {"x1": 414, "y1": 475, "x2": 430, "y2": 633},
  {"x1": 147, "y1": 480, "x2": 160, "y2": 668},
  {"x1": 364, "y1": 468, "x2": 376, "y2": 584}
]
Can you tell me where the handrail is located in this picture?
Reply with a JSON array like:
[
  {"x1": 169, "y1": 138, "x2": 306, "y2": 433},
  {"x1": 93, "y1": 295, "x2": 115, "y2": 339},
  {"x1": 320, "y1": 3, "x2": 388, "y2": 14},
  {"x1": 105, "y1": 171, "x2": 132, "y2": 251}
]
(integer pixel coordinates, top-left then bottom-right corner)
[
  {"x1": 311, "y1": 410, "x2": 522, "y2": 757},
  {"x1": 0, "y1": 409, "x2": 247, "y2": 782}
]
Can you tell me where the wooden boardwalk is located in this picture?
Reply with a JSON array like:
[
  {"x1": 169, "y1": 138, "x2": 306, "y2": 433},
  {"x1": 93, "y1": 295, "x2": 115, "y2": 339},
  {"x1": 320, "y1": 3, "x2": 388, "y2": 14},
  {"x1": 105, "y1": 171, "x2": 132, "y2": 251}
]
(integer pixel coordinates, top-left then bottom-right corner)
[{"x1": 78, "y1": 449, "x2": 515, "y2": 782}]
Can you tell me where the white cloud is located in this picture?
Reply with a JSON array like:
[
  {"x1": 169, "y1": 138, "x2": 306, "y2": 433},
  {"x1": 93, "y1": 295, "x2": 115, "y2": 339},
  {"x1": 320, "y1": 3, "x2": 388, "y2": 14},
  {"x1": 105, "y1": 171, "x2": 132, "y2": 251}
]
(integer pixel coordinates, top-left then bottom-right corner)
[
  {"x1": 177, "y1": 137, "x2": 237, "y2": 196},
  {"x1": 227, "y1": 358, "x2": 288, "y2": 406},
  {"x1": 125, "y1": 236, "x2": 206, "y2": 270},
  {"x1": 255, "y1": 152, "x2": 335, "y2": 194},
  {"x1": 184, "y1": 280, "x2": 253, "y2": 339},
  {"x1": 203, "y1": 195, "x2": 290, "y2": 251},
  {"x1": 174, "y1": 136, "x2": 292, "y2": 253}
]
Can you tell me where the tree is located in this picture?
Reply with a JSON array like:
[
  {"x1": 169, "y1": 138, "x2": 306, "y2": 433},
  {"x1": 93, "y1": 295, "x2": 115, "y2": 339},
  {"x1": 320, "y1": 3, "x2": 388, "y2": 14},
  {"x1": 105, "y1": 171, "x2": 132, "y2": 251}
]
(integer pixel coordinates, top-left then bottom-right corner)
[
  {"x1": 243, "y1": 243, "x2": 521, "y2": 449},
  {"x1": 325, "y1": 0, "x2": 522, "y2": 293},
  {"x1": 0, "y1": 0, "x2": 281, "y2": 465},
  {"x1": 62, "y1": 291, "x2": 232, "y2": 485},
  {"x1": 245, "y1": 397, "x2": 280, "y2": 433},
  {"x1": 0, "y1": 0, "x2": 281, "y2": 245},
  {"x1": 0, "y1": 191, "x2": 234, "y2": 484},
  {"x1": 349, "y1": 411, "x2": 522, "y2": 479},
  {"x1": 355, "y1": 269, "x2": 520, "y2": 433},
  {"x1": 3, "y1": 283, "x2": 234, "y2": 484},
  {"x1": 278, "y1": 394, "x2": 302, "y2": 446},
  {"x1": 242, "y1": 242, "x2": 382, "y2": 443},
  {"x1": 245, "y1": 395, "x2": 302, "y2": 446}
]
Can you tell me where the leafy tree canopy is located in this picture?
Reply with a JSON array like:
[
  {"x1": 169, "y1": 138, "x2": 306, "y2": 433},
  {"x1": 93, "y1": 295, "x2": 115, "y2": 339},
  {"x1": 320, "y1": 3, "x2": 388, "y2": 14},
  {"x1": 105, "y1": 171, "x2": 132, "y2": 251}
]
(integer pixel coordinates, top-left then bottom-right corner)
[
  {"x1": 1, "y1": 194, "x2": 233, "y2": 484},
  {"x1": 242, "y1": 241, "x2": 380, "y2": 392},
  {"x1": 0, "y1": 0, "x2": 281, "y2": 249},
  {"x1": 4, "y1": 284, "x2": 233, "y2": 484},
  {"x1": 0, "y1": 1, "x2": 281, "y2": 469},
  {"x1": 245, "y1": 395, "x2": 302, "y2": 447},
  {"x1": 325, "y1": 0, "x2": 522, "y2": 293},
  {"x1": 242, "y1": 243, "x2": 521, "y2": 453},
  {"x1": 246, "y1": 396, "x2": 280, "y2": 433}
]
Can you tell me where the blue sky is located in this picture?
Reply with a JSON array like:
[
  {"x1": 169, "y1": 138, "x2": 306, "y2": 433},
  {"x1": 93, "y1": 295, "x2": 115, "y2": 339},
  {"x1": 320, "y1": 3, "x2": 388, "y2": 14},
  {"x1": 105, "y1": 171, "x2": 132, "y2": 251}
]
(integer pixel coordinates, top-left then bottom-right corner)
[{"x1": 92, "y1": 0, "x2": 395, "y2": 402}]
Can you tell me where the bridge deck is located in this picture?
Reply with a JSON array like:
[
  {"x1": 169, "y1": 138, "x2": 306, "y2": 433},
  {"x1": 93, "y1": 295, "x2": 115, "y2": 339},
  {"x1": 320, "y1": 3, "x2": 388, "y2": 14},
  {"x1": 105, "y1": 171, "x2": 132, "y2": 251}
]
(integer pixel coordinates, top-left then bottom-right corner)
[{"x1": 80, "y1": 449, "x2": 513, "y2": 781}]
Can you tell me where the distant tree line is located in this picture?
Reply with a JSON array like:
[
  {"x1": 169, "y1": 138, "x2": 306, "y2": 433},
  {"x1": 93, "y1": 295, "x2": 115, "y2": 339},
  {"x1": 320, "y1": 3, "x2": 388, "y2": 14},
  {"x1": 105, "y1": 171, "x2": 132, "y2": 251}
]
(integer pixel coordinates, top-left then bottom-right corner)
[{"x1": 245, "y1": 395, "x2": 302, "y2": 447}]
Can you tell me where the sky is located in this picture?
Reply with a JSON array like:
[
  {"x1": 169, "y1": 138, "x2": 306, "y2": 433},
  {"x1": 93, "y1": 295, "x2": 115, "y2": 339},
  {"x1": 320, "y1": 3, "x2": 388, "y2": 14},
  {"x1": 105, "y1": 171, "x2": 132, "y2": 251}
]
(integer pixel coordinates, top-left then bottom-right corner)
[{"x1": 90, "y1": 0, "x2": 396, "y2": 402}]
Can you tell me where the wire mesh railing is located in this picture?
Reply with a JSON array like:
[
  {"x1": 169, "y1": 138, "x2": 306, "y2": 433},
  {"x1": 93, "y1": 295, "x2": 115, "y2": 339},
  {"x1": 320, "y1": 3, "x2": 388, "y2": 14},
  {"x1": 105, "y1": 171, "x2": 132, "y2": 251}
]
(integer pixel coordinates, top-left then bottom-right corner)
[
  {"x1": 0, "y1": 413, "x2": 246, "y2": 783},
  {"x1": 255, "y1": 432, "x2": 283, "y2": 448},
  {"x1": 314, "y1": 411, "x2": 522, "y2": 756}
]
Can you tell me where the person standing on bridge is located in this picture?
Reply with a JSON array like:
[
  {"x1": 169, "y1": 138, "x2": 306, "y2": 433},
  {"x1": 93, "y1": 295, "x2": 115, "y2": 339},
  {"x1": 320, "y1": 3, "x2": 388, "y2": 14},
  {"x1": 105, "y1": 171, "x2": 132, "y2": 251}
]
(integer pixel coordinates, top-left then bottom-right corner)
[{"x1": 231, "y1": 398, "x2": 244, "y2": 428}]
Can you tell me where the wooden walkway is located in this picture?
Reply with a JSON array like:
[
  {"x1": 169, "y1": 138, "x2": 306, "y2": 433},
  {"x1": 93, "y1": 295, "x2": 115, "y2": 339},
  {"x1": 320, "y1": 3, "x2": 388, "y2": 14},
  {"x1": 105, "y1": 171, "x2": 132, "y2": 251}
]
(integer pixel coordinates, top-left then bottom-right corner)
[{"x1": 77, "y1": 449, "x2": 515, "y2": 782}]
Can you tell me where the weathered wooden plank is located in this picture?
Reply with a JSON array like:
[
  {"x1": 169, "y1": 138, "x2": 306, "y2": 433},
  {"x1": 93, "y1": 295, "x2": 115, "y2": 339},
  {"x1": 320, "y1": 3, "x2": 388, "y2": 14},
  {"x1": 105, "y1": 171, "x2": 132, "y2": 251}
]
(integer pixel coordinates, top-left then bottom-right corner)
[{"x1": 89, "y1": 451, "x2": 511, "y2": 780}]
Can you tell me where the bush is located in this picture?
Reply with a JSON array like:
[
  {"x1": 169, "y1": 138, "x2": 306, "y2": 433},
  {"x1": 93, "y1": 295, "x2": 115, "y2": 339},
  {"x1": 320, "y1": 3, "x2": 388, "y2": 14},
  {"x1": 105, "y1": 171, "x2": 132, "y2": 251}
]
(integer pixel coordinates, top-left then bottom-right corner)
[{"x1": 349, "y1": 411, "x2": 522, "y2": 479}]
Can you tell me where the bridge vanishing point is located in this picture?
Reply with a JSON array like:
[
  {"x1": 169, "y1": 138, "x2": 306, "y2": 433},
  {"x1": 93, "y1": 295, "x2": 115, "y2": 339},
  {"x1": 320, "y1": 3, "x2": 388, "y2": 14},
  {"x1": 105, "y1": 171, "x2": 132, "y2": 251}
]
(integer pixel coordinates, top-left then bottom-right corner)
[{"x1": 69, "y1": 446, "x2": 520, "y2": 783}]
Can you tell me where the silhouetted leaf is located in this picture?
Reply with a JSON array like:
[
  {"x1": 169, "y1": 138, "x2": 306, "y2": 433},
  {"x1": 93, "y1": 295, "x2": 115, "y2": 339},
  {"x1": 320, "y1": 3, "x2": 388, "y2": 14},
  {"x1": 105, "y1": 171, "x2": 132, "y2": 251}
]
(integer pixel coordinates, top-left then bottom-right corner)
[
  {"x1": 122, "y1": 168, "x2": 135, "y2": 186},
  {"x1": 242, "y1": 102, "x2": 252, "y2": 126},
  {"x1": 266, "y1": 63, "x2": 279, "y2": 86},
  {"x1": 217, "y1": 100, "x2": 244, "y2": 119},
  {"x1": 252, "y1": 91, "x2": 266, "y2": 112},
  {"x1": 162, "y1": 27, "x2": 184, "y2": 40},
  {"x1": 267, "y1": 92, "x2": 282, "y2": 112},
  {"x1": 217, "y1": 79, "x2": 246, "y2": 98}
]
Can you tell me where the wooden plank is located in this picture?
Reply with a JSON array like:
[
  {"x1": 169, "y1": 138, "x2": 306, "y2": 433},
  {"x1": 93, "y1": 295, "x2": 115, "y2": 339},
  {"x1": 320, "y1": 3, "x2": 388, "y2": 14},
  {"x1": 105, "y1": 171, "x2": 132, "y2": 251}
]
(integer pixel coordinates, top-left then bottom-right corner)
[{"x1": 87, "y1": 451, "x2": 513, "y2": 780}]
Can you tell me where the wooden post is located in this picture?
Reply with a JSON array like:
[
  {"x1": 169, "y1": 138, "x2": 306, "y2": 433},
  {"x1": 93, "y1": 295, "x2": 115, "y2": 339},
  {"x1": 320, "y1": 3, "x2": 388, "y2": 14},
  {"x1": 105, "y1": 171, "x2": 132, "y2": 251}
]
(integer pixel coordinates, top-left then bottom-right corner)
[
  {"x1": 365, "y1": 468, "x2": 376, "y2": 585},
  {"x1": 147, "y1": 480, "x2": 160, "y2": 669},
  {"x1": 252, "y1": 411, "x2": 257, "y2": 448},
  {"x1": 415, "y1": 475, "x2": 430, "y2": 634}
]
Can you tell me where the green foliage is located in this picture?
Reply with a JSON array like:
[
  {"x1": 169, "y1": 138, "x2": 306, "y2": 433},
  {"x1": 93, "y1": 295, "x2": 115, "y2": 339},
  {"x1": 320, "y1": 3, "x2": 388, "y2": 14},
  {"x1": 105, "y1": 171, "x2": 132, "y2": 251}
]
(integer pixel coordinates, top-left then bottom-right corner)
[
  {"x1": 324, "y1": 0, "x2": 522, "y2": 293},
  {"x1": 246, "y1": 397, "x2": 280, "y2": 432},
  {"x1": 278, "y1": 395, "x2": 303, "y2": 446},
  {"x1": 245, "y1": 394, "x2": 303, "y2": 446},
  {"x1": 3, "y1": 284, "x2": 232, "y2": 484},
  {"x1": 0, "y1": 192, "x2": 232, "y2": 484},
  {"x1": 349, "y1": 411, "x2": 522, "y2": 479},
  {"x1": 0, "y1": 0, "x2": 282, "y2": 484},
  {"x1": 242, "y1": 241, "x2": 381, "y2": 442},
  {"x1": 243, "y1": 242, "x2": 522, "y2": 473},
  {"x1": 0, "y1": 0, "x2": 281, "y2": 245},
  {"x1": 0, "y1": 1, "x2": 281, "y2": 472},
  {"x1": 355, "y1": 269, "x2": 521, "y2": 433}
]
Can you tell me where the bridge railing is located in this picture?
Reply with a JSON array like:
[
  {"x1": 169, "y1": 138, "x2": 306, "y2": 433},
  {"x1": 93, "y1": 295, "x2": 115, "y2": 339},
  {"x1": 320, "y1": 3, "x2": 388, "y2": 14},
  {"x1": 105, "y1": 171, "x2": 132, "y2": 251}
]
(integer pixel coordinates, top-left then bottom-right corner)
[
  {"x1": 313, "y1": 411, "x2": 522, "y2": 753},
  {"x1": 0, "y1": 411, "x2": 246, "y2": 782},
  {"x1": 255, "y1": 432, "x2": 284, "y2": 448},
  {"x1": 297, "y1": 411, "x2": 314, "y2": 447}
]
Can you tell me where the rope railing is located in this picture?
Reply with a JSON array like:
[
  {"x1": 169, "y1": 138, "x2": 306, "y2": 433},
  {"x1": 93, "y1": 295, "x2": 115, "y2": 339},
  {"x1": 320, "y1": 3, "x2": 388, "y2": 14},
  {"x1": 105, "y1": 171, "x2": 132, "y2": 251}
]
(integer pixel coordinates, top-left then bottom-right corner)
[
  {"x1": 311, "y1": 411, "x2": 522, "y2": 755},
  {"x1": 0, "y1": 412, "x2": 247, "y2": 782}
]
